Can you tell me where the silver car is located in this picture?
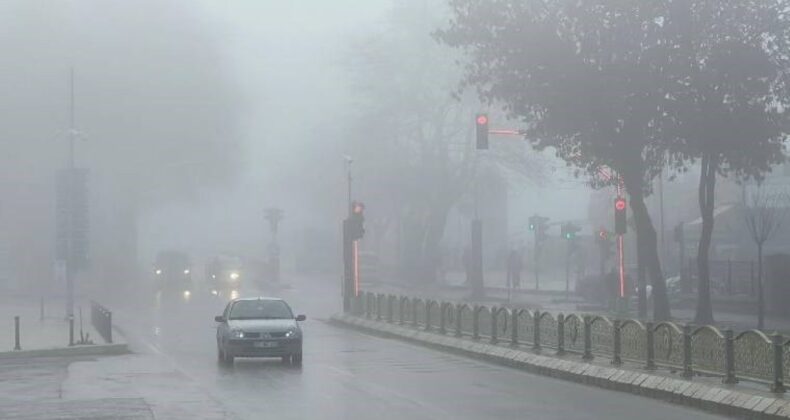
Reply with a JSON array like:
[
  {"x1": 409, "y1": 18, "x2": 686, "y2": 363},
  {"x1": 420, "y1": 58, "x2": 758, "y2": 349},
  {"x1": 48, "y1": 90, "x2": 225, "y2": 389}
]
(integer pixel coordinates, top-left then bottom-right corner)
[{"x1": 215, "y1": 297, "x2": 306, "y2": 365}]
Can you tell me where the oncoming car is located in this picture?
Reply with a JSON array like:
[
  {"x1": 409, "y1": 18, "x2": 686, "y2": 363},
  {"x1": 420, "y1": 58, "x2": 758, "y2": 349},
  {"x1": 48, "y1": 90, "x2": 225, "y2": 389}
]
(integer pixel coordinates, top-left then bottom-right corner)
[
  {"x1": 153, "y1": 251, "x2": 193, "y2": 304},
  {"x1": 207, "y1": 255, "x2": 243, "y2": 299},
  {"x1": 215, "y1": 297, "x2": 306, "y2": 365}
]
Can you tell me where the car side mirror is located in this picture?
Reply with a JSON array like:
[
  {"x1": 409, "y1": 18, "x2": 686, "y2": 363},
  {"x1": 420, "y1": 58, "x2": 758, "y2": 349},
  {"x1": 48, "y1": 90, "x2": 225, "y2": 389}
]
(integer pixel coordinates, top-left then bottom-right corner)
[
  {"x1": 214, "y1": 315, "x2": 225, "y2": 323},
  {"x1": 295, "y1": 315, "x2": 306, "y2": 322}
]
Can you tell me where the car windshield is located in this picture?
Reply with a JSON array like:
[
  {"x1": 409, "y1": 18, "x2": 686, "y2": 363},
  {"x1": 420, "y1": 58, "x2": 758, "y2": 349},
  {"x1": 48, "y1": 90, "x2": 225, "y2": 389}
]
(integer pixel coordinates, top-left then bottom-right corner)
[{"x1": 228, "y1": 300, "x2": 293, "y2": 320}]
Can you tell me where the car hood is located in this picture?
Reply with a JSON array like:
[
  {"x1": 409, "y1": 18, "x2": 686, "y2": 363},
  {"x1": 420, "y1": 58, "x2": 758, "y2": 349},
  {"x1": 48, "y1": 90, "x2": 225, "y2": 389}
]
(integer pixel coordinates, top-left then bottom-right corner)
[{"x1": 227, "y1": 319, "x2": 298, "y2": 332}]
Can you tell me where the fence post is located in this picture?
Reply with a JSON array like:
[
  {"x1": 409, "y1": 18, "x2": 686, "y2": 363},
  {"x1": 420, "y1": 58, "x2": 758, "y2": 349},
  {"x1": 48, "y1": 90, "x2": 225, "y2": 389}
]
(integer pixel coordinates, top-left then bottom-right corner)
[
  {"x1": 771, "y1": 333, "x2": 785, "y2": 393},
  {"x1": 472, "y1": 306, "x2": 480, "y2": 340},
  {"x1": 583, "y1": 315, "x2": 594, "y2": 361},
  {"x1": 387, "y1": 296, "x2": 394, "y2": 323},
  {"x1": 412, "y1": 301, "x2": 418, "y2": 328},
  {"x1": 489, "y1": 308, "x2": 498, "y2": 343},
  {"x1": 365, "y1": 294, "x2": 372, "y2": 319},
  {"x1": 107, "y1": 311, "x2": 113, "y2": 344},
  {"x1": 376, "y1": 295, "x2": 383, "y2": 321},
  {"x1": 722, "y1": 329, "x2": 737, "y2": 384},
  {"x1": 533, "y1": 311, "x2": 541, "y2": 352},
  {"x1": 645, "y1": 322, "x2": 656, "y2": 370},
  {"x1": 612, "y1": 320, "x2": 622, "y2": 366},
  {"x1": 439, "y1": 303, "x2": 446, "y2": 335},
  {"x1": 13, "y1": 316, "x2": 21, "y2": 350},
  {"x1": 511, "y1": 310, "x2": 518, "y2": 346},
  {"x1": 556, "y1": 313, "x2": 565, "y2": 356},
  {"x1": 455, "y1": 305, "x2": 463, "y2": 337},
  {"x1": 727, "y1": 259, "x2": 733, "y2": 296},
  {"x1": 69, "y1": 315, "x2": 75, "y2": 347},
  {"x1": 399, "y1": 299, "x2": 405, "y2": 325},
  {"x1": 682, "y1": 324, "x2": 693, "y2": 378}
]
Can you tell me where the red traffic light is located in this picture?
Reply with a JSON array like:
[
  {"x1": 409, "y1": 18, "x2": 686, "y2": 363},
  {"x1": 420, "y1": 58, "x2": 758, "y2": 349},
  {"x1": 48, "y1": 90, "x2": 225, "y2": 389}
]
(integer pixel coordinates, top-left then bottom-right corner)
[
  {"x1": 353, "y1": 202, "x2": 365, "y2": 214},
  {"x1": 476, "y1": 115, "x2": 488, "y2": 125},
  {"x1": 615, "y1": 198, "x2": 626, "y2": 211}
]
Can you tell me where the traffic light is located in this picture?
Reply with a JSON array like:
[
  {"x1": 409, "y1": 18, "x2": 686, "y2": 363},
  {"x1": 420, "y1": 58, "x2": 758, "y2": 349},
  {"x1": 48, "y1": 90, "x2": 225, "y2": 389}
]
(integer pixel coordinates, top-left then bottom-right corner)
[
  {"x1": 347, "y1": 201, "x2": 365, "y2": 240},
  {"x1": 561, "y1": 223, "x2": 580, "y2": 240},
  {"x1": 614, "y1": 197, "x2": 627, "y2": 235},
  {"x1": 475, "y1": 113, "x2": 489, "y2": 150}
]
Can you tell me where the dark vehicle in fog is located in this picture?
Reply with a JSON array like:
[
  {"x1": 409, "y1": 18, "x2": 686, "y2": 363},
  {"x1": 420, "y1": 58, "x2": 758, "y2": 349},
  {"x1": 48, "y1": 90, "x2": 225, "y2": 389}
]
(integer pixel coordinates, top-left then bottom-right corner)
[
  {"x1": 153, "y1": 251, "x2": 193, "y2": 303},
  {"x1": 207, "y1": 255, "x2": 244, "y2": 299},
  {"x1": 215, "y1": 297, "x2": 305, "y2": 365}
]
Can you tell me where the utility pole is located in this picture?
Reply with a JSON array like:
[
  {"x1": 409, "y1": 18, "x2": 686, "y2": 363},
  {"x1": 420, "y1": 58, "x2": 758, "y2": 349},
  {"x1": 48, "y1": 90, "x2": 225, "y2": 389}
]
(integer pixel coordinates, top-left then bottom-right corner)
[{"x1": 65, "y1": 68, "x2": 76, "y2": 319}]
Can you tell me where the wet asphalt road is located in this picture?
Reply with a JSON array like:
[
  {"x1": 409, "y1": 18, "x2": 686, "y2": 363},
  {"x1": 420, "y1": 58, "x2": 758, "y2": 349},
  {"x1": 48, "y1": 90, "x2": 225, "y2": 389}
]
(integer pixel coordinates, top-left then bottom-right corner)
[{"x1": 122, "y1": 276, "x2": 726, "y2": 420}]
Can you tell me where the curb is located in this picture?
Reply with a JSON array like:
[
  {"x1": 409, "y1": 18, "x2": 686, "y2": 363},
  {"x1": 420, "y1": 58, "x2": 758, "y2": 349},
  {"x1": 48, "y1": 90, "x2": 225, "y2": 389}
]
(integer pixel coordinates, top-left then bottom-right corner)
[
  {"x1": 0, "y1": 343, "x2": 129, "y2": 359},
  {"x1": 331, "y1": 314, "x2": 790, "y2": 420}
]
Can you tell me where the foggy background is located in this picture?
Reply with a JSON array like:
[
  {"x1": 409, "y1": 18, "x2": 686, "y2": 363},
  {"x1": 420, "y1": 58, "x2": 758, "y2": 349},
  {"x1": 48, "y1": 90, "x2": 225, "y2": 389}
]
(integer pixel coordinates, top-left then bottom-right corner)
[{"x1": 0, "y1": 0, "x2": 589, "y2": 298}]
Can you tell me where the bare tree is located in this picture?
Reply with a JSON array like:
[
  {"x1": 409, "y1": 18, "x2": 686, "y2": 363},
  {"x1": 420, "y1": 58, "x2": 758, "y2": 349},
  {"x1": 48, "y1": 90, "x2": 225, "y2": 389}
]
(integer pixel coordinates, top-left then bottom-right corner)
[{"x1": 743, "y1": 185, "x2": 787, "y2": 330}]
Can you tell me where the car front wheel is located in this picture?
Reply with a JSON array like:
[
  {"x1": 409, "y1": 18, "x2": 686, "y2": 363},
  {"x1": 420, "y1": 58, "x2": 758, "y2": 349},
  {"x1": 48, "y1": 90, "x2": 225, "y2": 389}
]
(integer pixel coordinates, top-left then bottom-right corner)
[{"x1": 291, "y1": 353, "x2": 303, "y2": 365}]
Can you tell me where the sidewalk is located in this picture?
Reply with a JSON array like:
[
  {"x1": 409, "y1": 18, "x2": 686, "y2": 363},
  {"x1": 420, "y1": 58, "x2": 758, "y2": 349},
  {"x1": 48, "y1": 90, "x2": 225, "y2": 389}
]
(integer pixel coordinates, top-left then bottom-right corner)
[
  {"x1": 0, "y1": 297, "x2": 127, "y2": 357},
  {"x1": 0, "y1": 300, "x2": 234, "y2": 420}
]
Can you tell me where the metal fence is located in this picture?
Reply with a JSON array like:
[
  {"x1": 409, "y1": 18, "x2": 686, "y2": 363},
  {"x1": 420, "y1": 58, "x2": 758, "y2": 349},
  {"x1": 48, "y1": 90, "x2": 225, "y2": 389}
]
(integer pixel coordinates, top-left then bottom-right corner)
[
  {"x1": 90, "y1": 301, "x2": 112, "y2": 344},
  {"x1": 351, "y1": 290, "x2": 787, "y2": 393}
]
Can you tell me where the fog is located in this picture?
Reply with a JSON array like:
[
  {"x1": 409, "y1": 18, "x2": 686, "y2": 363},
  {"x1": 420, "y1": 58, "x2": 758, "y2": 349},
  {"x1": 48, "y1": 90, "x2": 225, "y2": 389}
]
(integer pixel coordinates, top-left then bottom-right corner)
[
  {"x1": 2, "y1": 2, "x2": 787, "y2": 419},
  {"x1": 0, "y1": 0, "x2": 587, "y2": 297}
]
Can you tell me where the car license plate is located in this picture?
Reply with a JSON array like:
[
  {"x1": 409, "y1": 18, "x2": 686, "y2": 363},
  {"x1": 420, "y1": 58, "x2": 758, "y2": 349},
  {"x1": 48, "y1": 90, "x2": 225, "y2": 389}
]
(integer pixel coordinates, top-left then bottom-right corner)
[{"x1": 254, "y1": 341, "x2": 278, "y2": 348}]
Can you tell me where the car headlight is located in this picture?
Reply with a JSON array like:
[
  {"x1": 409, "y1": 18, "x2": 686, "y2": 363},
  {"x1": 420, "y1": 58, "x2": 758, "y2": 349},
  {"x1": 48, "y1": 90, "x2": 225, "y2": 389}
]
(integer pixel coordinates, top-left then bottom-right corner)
[
  {"x1": 211, "y1": 289, "x2": 218, "y2": 296},
  {"x1": 155, "y1": 269, "x2": 162, "y2": 275},
  {"x1": 183, "y1": 290, "x2": 191, "y2": 299},
  {"x1": 229, "y1": 272, "x2": 240, "y2": 280},
  {"x1": 183, "y1": 269, "x2": 190, "y2": 275},
  {"x1": 231, "y1": 329, "x2": 245, "y2": 339},
  {"x1": 230, "y1": 290, "x2": 239, "y2": 300},
  {"x1": 285, "y1": 329, "x2": 299, "y2": 338}
]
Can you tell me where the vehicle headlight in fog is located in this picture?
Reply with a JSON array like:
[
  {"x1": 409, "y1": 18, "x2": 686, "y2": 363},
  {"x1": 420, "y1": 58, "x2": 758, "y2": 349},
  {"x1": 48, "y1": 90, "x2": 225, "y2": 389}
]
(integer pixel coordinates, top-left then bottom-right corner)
[
  {"x1": 285, "y1": 329, "x2": 299, "y2": 338},
  {"x1": 155, "y1": 269, "x2": 162, "y2": 275},
  {"x1": 229, "y1": 272, "x2": 240, "y2": 281},
  {"x1": 183, "y1": 290, "x2": 191, "y2": 299},
  {"x1": 183, "y1": 269, "x2": 190, "y2": 275},
  {"x1": 211, "y1": 289, "x2": 218, "y2": 296},
  {"x1": 231, "y1": 329, "x2": 244, "y2": 339},
  {"x1": 212, "y1": 274, "x2": 216, "y2": 279},
  {"x1": 230, "y1": 290, "x2": 239, "y2": 300}
]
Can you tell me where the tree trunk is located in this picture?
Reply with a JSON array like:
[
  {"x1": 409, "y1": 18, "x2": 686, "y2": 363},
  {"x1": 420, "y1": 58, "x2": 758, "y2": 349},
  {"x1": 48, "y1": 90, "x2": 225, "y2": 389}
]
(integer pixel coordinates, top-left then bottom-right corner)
[
  {"x1": 627, "y1": 187, "x2": 671, "y2": 321},
  {"x1": 757, "y1": 243, "x2": 764, "y2": 330},
  {"x1": 637, "y1": 230, "x2": 648, "y2": 319},
  {"x1": 419, "y1": 202, "x2": 451, "y2": 283},
  {"x1": 695, "y1": 154, "x2": 716, "y2": 325}
]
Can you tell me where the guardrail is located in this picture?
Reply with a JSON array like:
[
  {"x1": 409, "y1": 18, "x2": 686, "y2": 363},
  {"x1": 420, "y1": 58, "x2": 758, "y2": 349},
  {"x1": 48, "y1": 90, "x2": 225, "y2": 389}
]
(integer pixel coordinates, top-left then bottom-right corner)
[
  {"x1": 351, "y1": 290, "x2": 788, "y2": 393},
  {"x1": 90, "y1": 301, "x2": 112, "y2": 344}
]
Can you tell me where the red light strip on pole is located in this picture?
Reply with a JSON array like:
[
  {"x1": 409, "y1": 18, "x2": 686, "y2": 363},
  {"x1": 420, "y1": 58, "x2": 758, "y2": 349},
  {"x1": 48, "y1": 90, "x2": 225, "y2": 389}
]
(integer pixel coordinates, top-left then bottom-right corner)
[
  {"x1": 353, "y1": 240, "x2": 360, "y2": 296},
  {"x1": 618, "y1": 234, "x2": 625, "y2": 298}
]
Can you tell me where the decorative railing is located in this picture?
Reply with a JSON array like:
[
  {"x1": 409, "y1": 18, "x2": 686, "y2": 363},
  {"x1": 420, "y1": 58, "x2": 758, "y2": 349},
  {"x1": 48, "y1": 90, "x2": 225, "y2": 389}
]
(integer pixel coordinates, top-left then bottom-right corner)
[
  {"x1": 90, "y1": 301, "x2": 113, "y2": 344},
  {"x1": 351, "y1": 291, "x2": 788, "y2": 393}
]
